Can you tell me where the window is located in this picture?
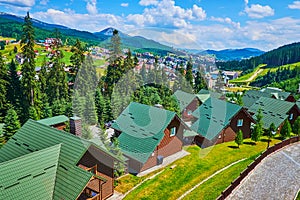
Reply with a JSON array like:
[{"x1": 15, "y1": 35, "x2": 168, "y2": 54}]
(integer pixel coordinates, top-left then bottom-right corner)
[
  {"x1": 170, "y1": 127, "x2": 176, "y2": 137},
  {"x1": 289, "y1": 113, "x2": 294, "y2": 120},
  {"x1": 187, "y1": 110, "x2": 192, "y2": 116},
  {"x1": 237, "y1": 119, "x2": 243, "y2": 127}
]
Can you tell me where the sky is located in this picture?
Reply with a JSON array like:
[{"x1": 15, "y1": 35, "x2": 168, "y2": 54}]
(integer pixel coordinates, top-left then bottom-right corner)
[{"x1": 1, "y1": 0, "x2": 300, "y2": 51}]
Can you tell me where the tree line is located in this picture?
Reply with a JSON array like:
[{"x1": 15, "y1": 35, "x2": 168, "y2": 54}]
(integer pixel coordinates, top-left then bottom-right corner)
[{"x1": 217, "y1": 42, "x2": 300, "y2": 74}]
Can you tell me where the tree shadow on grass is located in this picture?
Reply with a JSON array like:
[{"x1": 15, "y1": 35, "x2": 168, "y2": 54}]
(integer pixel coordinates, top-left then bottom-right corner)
[
  {"x1": 244, "y1": 141, "x2": 256, "y2": 146},
  {"x1": 260, "y1": 138, "x2": 271, "y2": 143},
  {"x1": 228, "y1": 145, "x2": 239, "y2": 149}
]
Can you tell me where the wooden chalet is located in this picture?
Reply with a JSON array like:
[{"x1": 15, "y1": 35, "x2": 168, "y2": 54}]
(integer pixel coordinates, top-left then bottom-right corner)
[
  {"x1": 243, "y1": 88, "x2": 296, "y2": 109},
  {"x1": 248, "y1": 97, "x2": 300, "y2": 132},
  {"x1": 0, "y1": 120, "x2": 122, "y2": 200},
  {"x1": 173, "y1": 90, "x2": 201, "y2": 121},
  {"x1": 37, "y1": 115, "x2": 69, "y2": 130},
  {"x1": 111, "y1": 102, "x2": 189, "y2": 174},
  {"x1": 190, "y1": 97, "x2": 255, "y2": 148}
]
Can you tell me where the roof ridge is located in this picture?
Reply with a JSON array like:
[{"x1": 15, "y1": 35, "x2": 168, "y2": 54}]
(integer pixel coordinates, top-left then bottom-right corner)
[{"x1": 51, "y1": 144, "x2": 62, "y2": 199}]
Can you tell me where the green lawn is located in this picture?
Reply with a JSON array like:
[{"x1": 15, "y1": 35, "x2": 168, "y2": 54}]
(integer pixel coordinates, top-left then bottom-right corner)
[
  {"x1": 183, "y1": 158, "x2": 253, "y2": 200},
  {"x1": 122, "y1": 138, "x2": 280, "y2": 200},
  {"x1": 230, "y1": 64, "x2": 266, "y2": 83}
]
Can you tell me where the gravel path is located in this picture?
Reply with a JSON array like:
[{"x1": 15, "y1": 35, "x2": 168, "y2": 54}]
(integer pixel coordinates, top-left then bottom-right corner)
[{"x1": 228, "y1": 143, "x2": 300, "y2": 200}]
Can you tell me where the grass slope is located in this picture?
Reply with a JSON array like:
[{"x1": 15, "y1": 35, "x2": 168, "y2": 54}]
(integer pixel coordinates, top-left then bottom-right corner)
[{"x1": 121, "y1": 138, "x2": 280, "y2": 200}]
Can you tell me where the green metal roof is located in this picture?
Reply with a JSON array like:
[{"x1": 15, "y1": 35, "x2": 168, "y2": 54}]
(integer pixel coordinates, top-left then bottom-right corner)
[
  {"x1": 37, "y1": 115, "x2": 69, "y2": 126},
  {"x1": 191, "y1": 97, "x2": 242, "y2": 140},
  {"x1": 261, "y1": 87, "x2": 291, "y2": 100},
  {"x1": 242, "y1": 90, "x2": 272, "y2": 108},
  {"x1": 197, "y1": 89, "x2": 222, "y2": 103},
  {"x1": 183, "y1": 130, "x2": 198, "y2": 137},
  {"x1": 296, "y1": 100, "x2": 300, "y2": 109},
  {"x1": 111, "y1": 102, "x2": 176, "y2": 163},
  {"x1": 0, "y1": 144, "x2": 92, "y2": 200},
  {"x1": 173, "y1": 90, "x2": 198, "y2": 112},
  {"x1": 0, "y1": 123, "x2": 4, "y2": 135},
  {"x1": 248, "y1": 97, "x2": 295, "y2": 129},
  {"x1": 0, "y1": 120, "x2": 120, "y2": 199}
]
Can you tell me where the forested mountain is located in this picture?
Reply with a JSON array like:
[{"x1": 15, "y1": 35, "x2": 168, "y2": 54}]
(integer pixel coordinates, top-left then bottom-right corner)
[
  {"x1": 217, "y1": 42, "x2": 300, "y2": 73},
  {"x1": 200, "y1": 48, "x2": 264, "y2": 61},
  {"x1": 0, "y1": 13, "x2": 177, "y2": 54}
]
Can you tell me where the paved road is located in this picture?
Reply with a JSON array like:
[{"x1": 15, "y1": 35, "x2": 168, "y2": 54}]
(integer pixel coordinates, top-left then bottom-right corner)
[{"x1": 228, "y1": 142, "x2": 300, "y2": 200}]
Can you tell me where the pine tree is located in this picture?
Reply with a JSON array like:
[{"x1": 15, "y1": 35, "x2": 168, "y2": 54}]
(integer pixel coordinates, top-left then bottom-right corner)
[
  {"x1": 140, "y1": 63, "x2": 147, "y2": 81},
  {"x1": 29, "y1": 106, "x2": 39, "y2": 120},
  {"x1": 7, "y1": 59, "x2": 21, "y2": 111},
  {"x1": 70, "y1": 39, "x2": 85, "y2": 83},
  {"x1": 111, "y1": 138, "x2": 125, "y2": 178},
  {"x1": 108, "y1": 29, "x2": 122, "y2": 65},
  {"x1": 194, "y1": 71, "x2": 207, "y2": 93},
  {"x1": 81, "y1": 124, "x2": 93, "y2": 139},
  {"x1": 0, "y1": 52, "x2": 8, "y2": 120},
  {"x1": 83, "y1": 93, "x2": 98, "y2": 125},
  {"x1": 20, "y1": 12, "x2": 37, "y2": 110},
  {"x1": 280, "y1": 119, "x2": 292, "y2": 139},
  {"x1": 235, "y1": 129, "x2": 244, "y2": 148},
  {"x1": 95, "y1": 88, "x2": 105, "y2": 126},
  {"x1": 185, "y1": 60, "x2": 193, "y2": 87},
  {"x1": 267, "y1": 122, "x2": 276, "y2": 148},
  {"x1": 251, "y1": 109, "x2": 263, "y2": 144},
  {"x1": 293, "y1": 116, "x2": 300, "y2": 137},
  {"x1": 42, "y1": 103, "x2": 53, "y2": 119},
  {"x1": 103, "y1": 97, "x2": 113, "y2": 123},
  {"x1": 3, "y1": 108, "x2": 21, "y2": 141},
  {"x1": 47, "y1": 37, "x2": 69, "y2": 104}
]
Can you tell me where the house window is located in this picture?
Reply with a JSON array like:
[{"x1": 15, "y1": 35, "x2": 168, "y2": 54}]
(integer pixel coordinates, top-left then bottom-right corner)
[
  {"x1": 237, "y1": 119, "x2": 243, "y2": 127},
  {"x1": 289, "y1": 113, "x2": 294, "y2": 120},
  {"x1": 170, "y1": 127, "x2": 176, "y2": 137},
  {"x1": 187, "y1": 110, "x2": 192, "y2": 116}
]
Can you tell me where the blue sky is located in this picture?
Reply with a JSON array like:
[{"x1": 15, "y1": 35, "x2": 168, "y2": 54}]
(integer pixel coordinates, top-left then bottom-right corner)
[{"x1": 1, "y1": 0, "x2": 300, "y2": 51}]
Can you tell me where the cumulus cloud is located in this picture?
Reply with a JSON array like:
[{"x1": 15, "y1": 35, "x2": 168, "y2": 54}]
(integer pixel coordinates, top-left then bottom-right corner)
[
  {"x1": 288, "y1": 1, "x2": 300, "y2": 9},
  {"x1": 0, "y1": 0, "x2": 35, "y2": 7},
  {"x1": 128, "y1": 0, "x2": 206, "y2": 28},
  {"x1": 86, "y1": 0, "x2": 97, "y2": 15},
  {"x1": 244, "y1": 4, "x2": 274, "y2": 19},
  {"x1": 39, "y1": 0, "x2": 48, "y2": 5},
  {"x1": 192, "y1": 5, "x2": 206, "y2": 20},
  {"x1": 32, "y1": 8, "x2": 123, "y2": 32},
  {"x1": 139, "y1": 0, "x2": 158, "y2": 6},
  {"x1": 210, "y1": 17, "x2": 240, "y2": 29},
  {"x1": 121, "y1": 3, "x2": 128, "y2": 7}
]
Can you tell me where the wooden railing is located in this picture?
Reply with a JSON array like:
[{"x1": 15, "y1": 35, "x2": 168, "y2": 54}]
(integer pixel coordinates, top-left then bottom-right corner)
[{"x1": 217, "y1": 136, "x2": 300, "y2": 200}]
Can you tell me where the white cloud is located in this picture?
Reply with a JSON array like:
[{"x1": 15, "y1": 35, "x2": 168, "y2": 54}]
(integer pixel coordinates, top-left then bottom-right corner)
[
  {"x1": 121, "y1": 3, "x2": 128, "y2": 7},
  {"x1": 244, "y1": 4, "x2": 274, "y2": 19},
  {"x1": 86, "y1": 0, "x2": 97, "y2": 15},
  {"x1": 39, "y1": 0, "x2": 48, "y2": 5},
  {"x1": 0, "y1": 0, "x2": 35, "y2": 7},
  {"x1": 192, "y1": 5, "x2": 206, "y2": 20},
  {"x1": 210, "y1": 17, "x2": 240, "y2": 29},
  {"x1": 32, "y1": 8, "x2": 123, "y2": 32},
  {"x1": 127, "y1": 0, "x2": 206, "y2": 28},
  {"x1": 288, "y1": 1, "x2": 300, "y2": 9},
  {"x1": 139, "y1": 0, "x2": 158, "y2": 6}
]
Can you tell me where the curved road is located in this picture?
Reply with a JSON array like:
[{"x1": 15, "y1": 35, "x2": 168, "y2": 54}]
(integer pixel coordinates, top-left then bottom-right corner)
[{"x1": 228, "y1": 142, "x2": 300, "y2": 200}]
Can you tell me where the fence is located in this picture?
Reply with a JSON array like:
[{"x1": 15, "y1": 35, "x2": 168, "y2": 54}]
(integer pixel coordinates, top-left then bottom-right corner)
[{"x1": 217, "y1": 136, "x2": 300, "y2": 200}]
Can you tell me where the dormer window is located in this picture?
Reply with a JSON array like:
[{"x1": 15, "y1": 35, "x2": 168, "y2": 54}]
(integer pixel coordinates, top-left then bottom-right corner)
[
  {"x1": 170, "y1": 127, "x2": 176, "y2": 137},
  {"x1": 237, "y1": 119, "x2": 243, "y2": 127}
]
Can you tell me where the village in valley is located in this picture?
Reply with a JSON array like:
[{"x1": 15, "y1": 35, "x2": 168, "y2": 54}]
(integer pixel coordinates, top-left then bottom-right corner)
[{"x1": 0, "y1": 2, "x2": 300, "y2": 200}]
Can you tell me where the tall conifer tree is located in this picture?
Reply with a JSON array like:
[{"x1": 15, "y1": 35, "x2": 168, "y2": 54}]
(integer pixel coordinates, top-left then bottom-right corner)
[{"x1": 20, "y1": 12, "x2": 37, "y2": 113}]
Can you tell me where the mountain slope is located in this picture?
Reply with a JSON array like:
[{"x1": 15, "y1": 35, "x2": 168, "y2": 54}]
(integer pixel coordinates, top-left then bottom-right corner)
[
  {"x1": 217, "y1": 42, "x2": 300, "y2": 73},
  {"x1": 0, "y1": 13, "x2": 177, "y2": 55},
  {"x1": 200, "y1": 48, "x2": 264, "y2": 61}
]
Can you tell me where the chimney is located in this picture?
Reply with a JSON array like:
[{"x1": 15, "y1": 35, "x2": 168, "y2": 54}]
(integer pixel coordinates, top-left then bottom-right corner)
[{"x1": 70, "y1": 116, "x2": 82, "y2": 137}]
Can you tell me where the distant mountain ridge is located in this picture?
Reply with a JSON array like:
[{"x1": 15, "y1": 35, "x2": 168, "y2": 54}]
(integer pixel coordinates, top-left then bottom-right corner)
[
  {"x1": 0, "y1": 12, "x2": 178, "y2": 55},
  {"x1": 199, "y1": 48, "x2": 264, "y2": 61}
]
